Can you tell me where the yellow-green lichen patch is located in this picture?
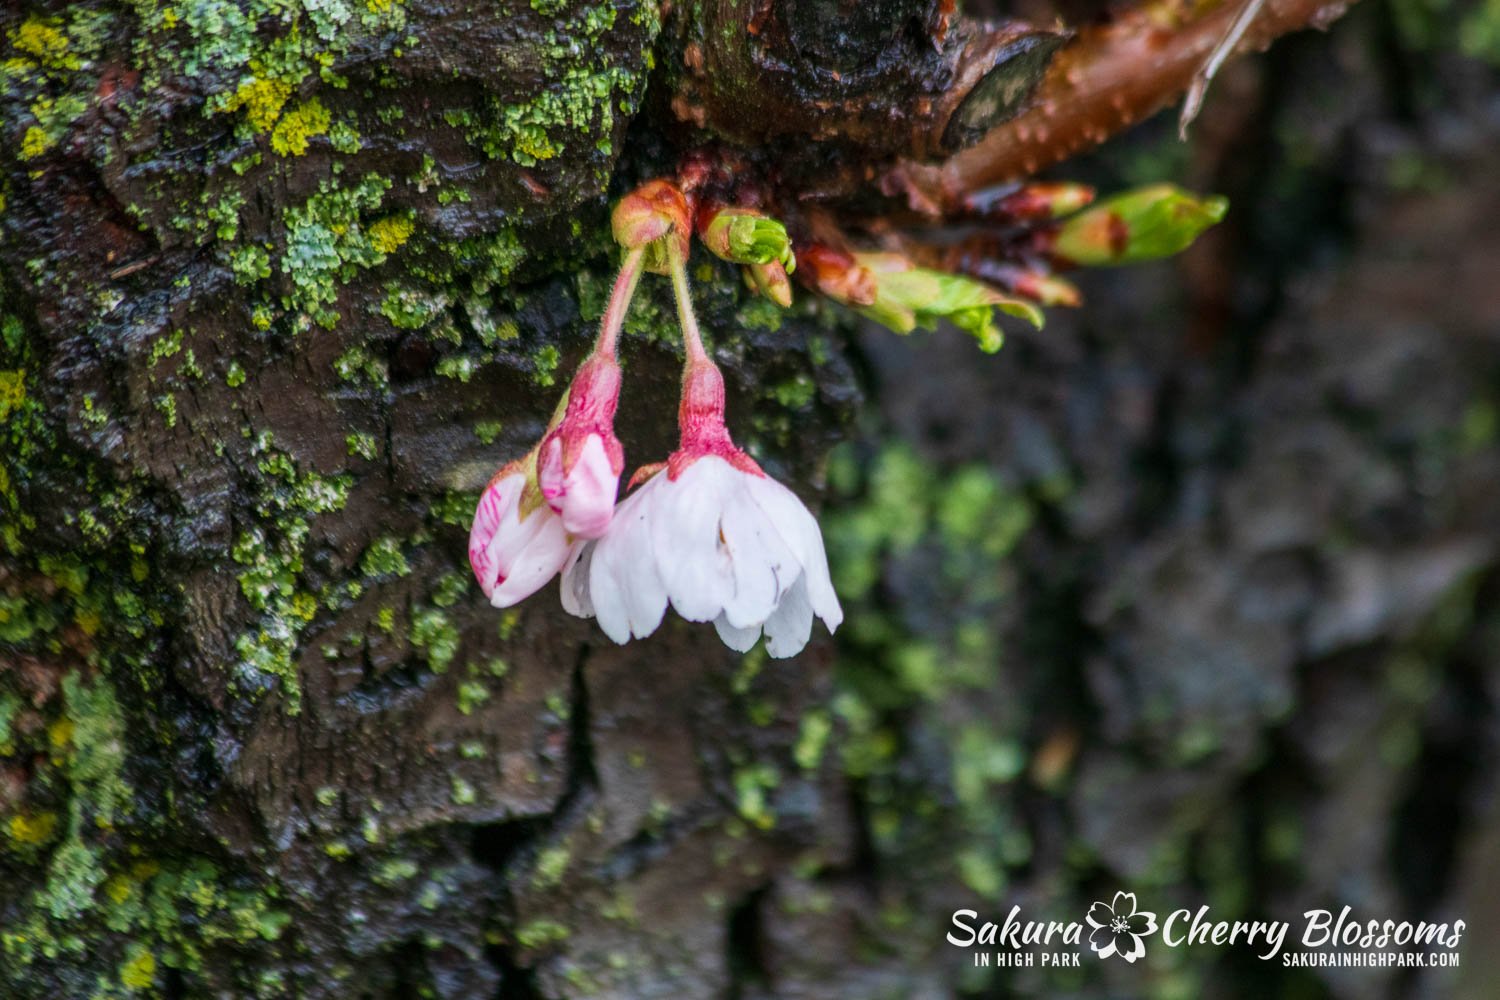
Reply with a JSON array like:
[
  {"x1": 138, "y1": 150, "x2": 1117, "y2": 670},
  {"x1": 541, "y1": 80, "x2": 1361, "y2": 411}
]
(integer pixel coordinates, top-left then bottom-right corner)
[
  {"x1": 279, "y1": 174, "x2": 397, "y2": 328},
  {"x1": 0, "y1": 369, "x2": 25, "y2": 420},
  {"x1": 367, "y1": 214, "x2": 415, "y2": 254},
  {"x1": 3, "y1": 10, "x2": 108, "y2": 162},
  {"x1": 269, "y1": 97, "x2": 331, "y2": 155},
  {"x1": 454, "y1": 2, "x2": 658, "y2": 167}
]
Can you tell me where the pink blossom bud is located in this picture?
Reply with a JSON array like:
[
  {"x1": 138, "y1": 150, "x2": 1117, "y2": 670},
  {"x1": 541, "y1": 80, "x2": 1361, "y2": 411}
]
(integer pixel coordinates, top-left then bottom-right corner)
[
  {"x1": 468, "y1": 468, "x2": 574, "y2": 608},
  {"x1": 798, "y1": 244, "x2": 877, "y2": 307},
  {"x1": 610, "y1": 179, "x2": 691, "y2": 273},
  {"x1": 669, "y1": 358, "x2": 762, "y2": 480},
  {"x1": 539, "y1": 432, "x2": 617, "y2": 538},
  {"x1": 536, "y1": 353, "x2": 625, "y2": 539}
]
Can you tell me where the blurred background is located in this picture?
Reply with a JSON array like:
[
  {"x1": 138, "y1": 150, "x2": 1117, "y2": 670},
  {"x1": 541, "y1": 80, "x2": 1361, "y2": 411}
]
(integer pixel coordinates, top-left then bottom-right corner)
[{"x1": 812, "y1": 2, "x2": 1500, "y2": 995}]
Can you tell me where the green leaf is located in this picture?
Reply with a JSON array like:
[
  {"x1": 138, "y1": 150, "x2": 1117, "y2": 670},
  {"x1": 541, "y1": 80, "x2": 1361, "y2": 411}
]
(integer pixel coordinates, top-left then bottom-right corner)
[
  {"x1": 853, "y1": 254, "x2": 1042, "y2": 352},
  {"x1": 1053, "y1": 184, "x2": 1228, "y2": 266}
]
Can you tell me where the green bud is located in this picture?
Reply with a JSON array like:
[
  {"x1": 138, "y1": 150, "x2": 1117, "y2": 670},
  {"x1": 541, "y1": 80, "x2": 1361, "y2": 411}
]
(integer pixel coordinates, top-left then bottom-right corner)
[
  {"x1": 1052, "y1": 184, "x2": 1228, "y2": 266},
  {"x1": 702, "y1": 210, "x2": 795, "y2": 272},
  {"x1": 746, "y1": 260, "x2": 793, "y2": 308}
]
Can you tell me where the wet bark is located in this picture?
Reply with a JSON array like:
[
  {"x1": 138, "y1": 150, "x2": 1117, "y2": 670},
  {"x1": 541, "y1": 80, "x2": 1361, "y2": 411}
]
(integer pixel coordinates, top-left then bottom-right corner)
[{"x1": 2, "y1": 1, "x2": 1497, "y2": 999}]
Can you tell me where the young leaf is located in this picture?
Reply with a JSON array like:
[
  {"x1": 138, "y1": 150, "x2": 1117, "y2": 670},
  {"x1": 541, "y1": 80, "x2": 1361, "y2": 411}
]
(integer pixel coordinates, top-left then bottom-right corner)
[{"x1": 1052, "y1": 184, "x2": 1228, "y2": 266}]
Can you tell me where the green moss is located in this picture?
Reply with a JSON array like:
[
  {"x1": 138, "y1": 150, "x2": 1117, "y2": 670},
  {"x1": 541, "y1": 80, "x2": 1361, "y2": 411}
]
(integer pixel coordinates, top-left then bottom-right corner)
[
  {"x1": 817, "y1": 439, "x2": 1056, "y2": 904},
  {"x1": 770, "y1": 374, "x2": 815, "y2": 409},
  {"x1": 230, "y1": 245, "x2": 272, "y2": 285},
  {"x1": 456, "y1": 680, "x2": 490, "y2": 716},
  {"x1": 410, "y1": 607, "x2": 459, "y2": 672},
  {"x1": 473, "y1": 420, "x2": 503, "y2": 444},
  {"x1": 530, "y1": 844, "x2": 571, "y2": 889},
  {"x1": 373, "y1": 858, "x2": 419, "y2": 886},
  {"x1": 532, "y1": 345, "x2": 561, "y2": 386},
  {"x1": 0, "y1": 369, "x2": 25, "y2": 420},
  {"x1": 733, "y1": 764, "x2": 779, "y2": 831},
  {"x1": 1461, "y1": 0, "x2": 1500, "y2": 61},
  {"x1": 449, "y1": 776, "x2": 476, "y2": 805},
  {"x1": 457, "y1": 1, "x2": 656, "y2": 166},
  {"x1": 359, "y1": 536, "x2": 411, "y2": 578},
  {"x1": 3, "y1": 11, "x2": 106, "y2": 162},
  {"x1": 792, "y1": 709, "x2": 832, "y2": 771},
  {"x1": 515, "y1": 918, "x2": 571, "y2": 950},
  {"x1": 119, "y1": 944, "x2": 156, "y2": 990},
  {"x1": 345, "y1": 431, "x2": 378, "y2": 459},
  {"x1": 333, "y1": 345, "x2": 389, "y2": 388},
  {"x1": 230, "y1": 433, "x2": 354, "y2": 713}
]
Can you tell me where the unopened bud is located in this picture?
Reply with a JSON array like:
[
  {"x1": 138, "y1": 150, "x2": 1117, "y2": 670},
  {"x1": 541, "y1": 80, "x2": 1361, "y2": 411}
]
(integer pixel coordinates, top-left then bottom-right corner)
[
  {"x1": 611, "y1": 179, "x2": 691, "y2": 272},
  {"x1": 990, "y1": 182, "x2": 1095, "y2": 222},
  {"x1": 700, "y1": 208, "x2": 796, "y2": 271},
  {"x1": 983, "y1": 265, "x2": 1081, "y2": 308},
  {"x1": 746, "y1": 260, "x2": 793, "y2": 308},
  {"x1": 850, "y1": 252, "x2": 1042, "y2": 353},
  {"x1": 1051, "y1": 184, "x2": 1227, "y2": 267},
  {"x1": 799, "y1": 244, "x2": 877, "y2": 307},
  {"x1": 1016, "y1": 273, "x2": 1080, "y2": 308}
]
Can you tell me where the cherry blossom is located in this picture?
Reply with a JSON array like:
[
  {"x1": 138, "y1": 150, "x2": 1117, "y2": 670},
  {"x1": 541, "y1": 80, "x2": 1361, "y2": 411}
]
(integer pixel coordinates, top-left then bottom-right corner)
[
  {"x1": 469, "y1": 461, "x2": 573, "y2": 608},
  {"x1": 560, "y1": 241, "x2": 841, "y2": 657}
]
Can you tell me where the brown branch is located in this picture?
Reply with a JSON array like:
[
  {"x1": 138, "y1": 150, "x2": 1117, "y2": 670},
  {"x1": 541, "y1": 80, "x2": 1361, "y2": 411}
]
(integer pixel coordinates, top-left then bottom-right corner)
[{"x1": 893, "y1": 0, "x2": 1360, "y2": 214}]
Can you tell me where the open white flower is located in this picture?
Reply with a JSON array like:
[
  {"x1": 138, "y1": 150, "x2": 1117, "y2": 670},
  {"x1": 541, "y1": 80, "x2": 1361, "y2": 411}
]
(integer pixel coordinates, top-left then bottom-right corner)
[{"x1": 561, "y1": 356, "x2": 842, "y2": 657}]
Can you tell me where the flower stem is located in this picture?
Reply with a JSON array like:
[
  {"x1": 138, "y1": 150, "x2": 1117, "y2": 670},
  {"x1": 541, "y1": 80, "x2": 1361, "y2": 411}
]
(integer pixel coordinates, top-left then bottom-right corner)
[
  {"x1": 596, "y1": 245, "x2": 645, "y2": 358},
  {"x1": 667, "y1": 242, "x2": 709, "y2": 365}
]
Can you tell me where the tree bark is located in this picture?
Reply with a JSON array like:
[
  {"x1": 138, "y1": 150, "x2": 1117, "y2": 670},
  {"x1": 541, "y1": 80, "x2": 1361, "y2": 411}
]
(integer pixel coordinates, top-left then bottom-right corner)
[{"x1": 3, "y1": 2, "x2": 1497, "y2": 999}]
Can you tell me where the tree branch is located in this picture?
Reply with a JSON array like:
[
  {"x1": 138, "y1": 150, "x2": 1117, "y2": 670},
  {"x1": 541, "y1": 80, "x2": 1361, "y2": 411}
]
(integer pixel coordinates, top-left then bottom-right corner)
[{"x1": 891, "y1": 0, "x2": 1360, "y2": 214}]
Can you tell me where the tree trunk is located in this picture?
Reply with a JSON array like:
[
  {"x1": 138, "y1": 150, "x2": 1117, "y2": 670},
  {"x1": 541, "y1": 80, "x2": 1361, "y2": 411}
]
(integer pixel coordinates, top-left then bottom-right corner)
[{"x1": 3, "y1": 1, "x2": 1497, "y2": 999}]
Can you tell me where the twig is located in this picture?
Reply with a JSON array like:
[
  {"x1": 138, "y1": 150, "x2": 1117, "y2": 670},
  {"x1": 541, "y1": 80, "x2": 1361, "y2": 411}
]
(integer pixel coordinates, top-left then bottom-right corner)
[
  {"x1": 1179, "y1": 0, "x2": 1270, "y2": 139},
  {"x1": 893, "y1": 0, "x2": 1359, "y2": 214}
]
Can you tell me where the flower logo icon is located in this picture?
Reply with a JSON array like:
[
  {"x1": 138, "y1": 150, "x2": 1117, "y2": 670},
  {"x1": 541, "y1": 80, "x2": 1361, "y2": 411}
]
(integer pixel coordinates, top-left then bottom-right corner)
[{"x1": 1086, "y1": 892, "x2": 1158, "y2": 963}]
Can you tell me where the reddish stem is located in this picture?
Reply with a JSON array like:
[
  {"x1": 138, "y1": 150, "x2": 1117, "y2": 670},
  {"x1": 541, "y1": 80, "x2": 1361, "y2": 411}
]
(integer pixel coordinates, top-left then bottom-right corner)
[
  {"x1": 898, "y1": 0, "x2": 1358, "y2": 213},
  {"x1": 667, "y1": 243, "x2": 710, "y2": 365},
  {"x1": 596, "y1": 245, "x2": 645, "y2": 358}
]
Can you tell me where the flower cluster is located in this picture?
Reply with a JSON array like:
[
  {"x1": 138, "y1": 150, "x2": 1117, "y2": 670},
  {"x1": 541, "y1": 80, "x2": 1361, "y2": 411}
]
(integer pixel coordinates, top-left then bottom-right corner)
[
  {"x1": 468, "y1": 166, "x2": 1228, "y2": 657},
  {"x1": 468, "y1": 180, "x2": 841, "y2": 658}
]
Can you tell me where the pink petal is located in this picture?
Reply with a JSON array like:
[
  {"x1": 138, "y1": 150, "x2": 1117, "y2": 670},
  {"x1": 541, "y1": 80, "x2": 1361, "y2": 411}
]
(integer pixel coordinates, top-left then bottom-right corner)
[
  {"x1": 557, "y1": 433, "x2": 619, "y2": 539},
  {"x1": 488, "y1": 509, "x2": 572, "y2": 608},
  {"x1": 469, "y1": 474, "x2": 525, "y2": 598}
]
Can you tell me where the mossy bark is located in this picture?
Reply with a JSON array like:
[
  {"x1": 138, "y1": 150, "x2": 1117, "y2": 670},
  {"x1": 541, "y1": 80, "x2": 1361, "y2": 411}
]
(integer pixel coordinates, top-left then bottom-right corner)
[{"x1": 3, "y1": 1, "x2": 1499, "y2": 999}]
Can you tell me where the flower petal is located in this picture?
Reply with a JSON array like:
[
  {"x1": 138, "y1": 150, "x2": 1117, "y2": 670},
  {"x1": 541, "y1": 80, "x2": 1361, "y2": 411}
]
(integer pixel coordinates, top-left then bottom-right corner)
[
  {"x1": 1088, "y1": 926, "x2": 1117, "y2": 959},
  {"x1": 469, "y1": 473, "x2": 524, "y2": 598},
  {"x1": 556, "y1": 433, "x2": 618, "y2": 538},
  {"x1": 744, "y1": 475, "x2": 842, "y2": 632},
  {"x1": 591, "y1": 476, "x2": 668, "y2": 642},
  {"x1": 762, "y1": 573, "x2": 814, "y2": 658},
  {"x1": 653, "y1": 457, "x2": 735, "y2": 623},
  {"x1": 559, "y1": 541, "x2": 595, "y2": 619},
  {"x1": 720, "y1": 486, "x2": 799, "y2": 629},
  {"x1": 488, "y1": 510, "x2": 572, "y2": 607},
  {"x1": 1112, "y1": 891, "x2": 1138, "y2": 918},
  {"x1": 713, "y1": 612, "x2": 761, "y2": 653},
  {"x1": 1085, "y1": 902, "x2": 1114, "y2": 930}
]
